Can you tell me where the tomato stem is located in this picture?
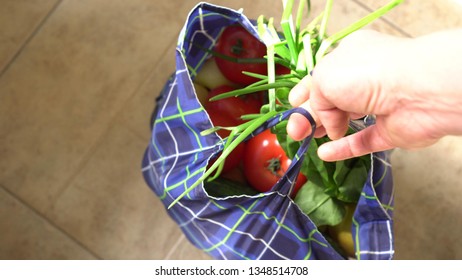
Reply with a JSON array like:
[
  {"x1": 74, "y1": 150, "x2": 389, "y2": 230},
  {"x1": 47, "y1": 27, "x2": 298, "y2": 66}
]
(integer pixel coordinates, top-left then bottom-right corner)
[
  {"x1": 266, "y1": 156, "x2": 282, "y2": 178},
  {"x1": 231, "y1": 39, "x2": 245, "y2": 55}
]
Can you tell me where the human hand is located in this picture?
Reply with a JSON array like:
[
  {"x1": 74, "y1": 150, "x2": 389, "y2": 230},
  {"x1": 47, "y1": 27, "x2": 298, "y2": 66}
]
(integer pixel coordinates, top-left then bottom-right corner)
[{"x1": 287, "y1": 29, "x2": 462, "y2": 161}]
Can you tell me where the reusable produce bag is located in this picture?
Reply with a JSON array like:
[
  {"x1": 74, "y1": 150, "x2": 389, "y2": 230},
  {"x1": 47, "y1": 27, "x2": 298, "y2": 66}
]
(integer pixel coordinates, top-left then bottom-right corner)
[{"x1": 142, "y1": 2, "x2": 394, "y2": 260}]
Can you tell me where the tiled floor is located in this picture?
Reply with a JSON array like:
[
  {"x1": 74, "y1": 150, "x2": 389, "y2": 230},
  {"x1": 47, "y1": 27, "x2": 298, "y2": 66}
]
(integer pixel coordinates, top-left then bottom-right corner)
[{"x1": 1, "y1": 0, "x2": 461, "y2": 260}]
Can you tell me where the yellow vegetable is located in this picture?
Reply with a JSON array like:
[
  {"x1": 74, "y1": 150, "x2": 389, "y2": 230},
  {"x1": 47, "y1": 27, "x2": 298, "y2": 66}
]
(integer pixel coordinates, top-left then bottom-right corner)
[
  {"x1": 194, "y1": 58, "x2": 235, "y2": 90},
  {"x1": 193, "y1": 82, "x2": 209, "y2": 106},
  {"x1": 328, "y1": 203, "x2": 356, "y2": 258}
]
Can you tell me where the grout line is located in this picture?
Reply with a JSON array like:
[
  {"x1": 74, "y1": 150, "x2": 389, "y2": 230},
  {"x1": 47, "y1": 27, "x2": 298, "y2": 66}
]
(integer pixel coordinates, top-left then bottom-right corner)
[
  {"x1": 164, "y1": 235, "x2": 185, "y2": 260},
  {"x1": 350, "y1": 0, "x2": 413, "y2": 38},
  {"x1": 0, "y1": 184, "x2": 102, "y2": 260},
  {"x1": 114, "y1": 35, "x2": 179, "y2": 142},
  {"x1": 122, "y1": 122, "x2": 150, "y2": 143},
  {"x1": 50, "y1": 33, "x2": 179, "y2": 210},
  {"x1": 0, "y1": 0, "x2": 64, "y2": 79},
  {"x1": 36, "y1": 26, "x2": 180, "y2": 257}
]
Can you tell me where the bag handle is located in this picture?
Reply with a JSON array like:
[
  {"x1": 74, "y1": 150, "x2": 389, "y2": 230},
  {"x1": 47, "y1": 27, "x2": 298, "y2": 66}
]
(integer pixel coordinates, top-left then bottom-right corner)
[{"x1": 241, "y1": 107, "x2": 316, "y2": 196}]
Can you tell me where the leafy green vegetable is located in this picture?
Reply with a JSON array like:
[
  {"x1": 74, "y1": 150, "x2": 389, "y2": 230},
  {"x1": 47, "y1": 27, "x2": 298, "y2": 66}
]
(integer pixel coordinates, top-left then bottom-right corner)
[
  {"x1": 306, "y1": 138, "x2": 336, "y2": 191},
  {"x1": 277, "y1": 123, "x2": 371, "y2": 226},
  {"x1": 334, "y1": 157, "x2": 371, "y2": 203},
  {"x1": 294, "y1": 180, "x2": 345, "y2": 227}
]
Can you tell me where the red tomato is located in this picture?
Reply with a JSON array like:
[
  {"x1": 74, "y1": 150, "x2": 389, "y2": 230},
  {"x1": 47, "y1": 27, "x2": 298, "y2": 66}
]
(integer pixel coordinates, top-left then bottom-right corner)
[
  {"x1": 206, "y1": 85, "x2": 262, "y2": 125},
  {"x1": 243, "y1": 129, "x2": 307, "y2": 197},
  {"x1": 207, "y1": 109, "x2": 244, "y2": 173},
  {"x1": 276, "y1": 64, "x2": 291, "y2": 75},
  {"x1": 214, "y1": 25, "x2": 267, "y2": 85}
]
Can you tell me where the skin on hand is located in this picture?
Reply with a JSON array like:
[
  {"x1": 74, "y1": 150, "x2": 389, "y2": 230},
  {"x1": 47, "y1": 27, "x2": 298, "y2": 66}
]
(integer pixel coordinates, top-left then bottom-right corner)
[{"x1": 287, "y1": 29, "x2": 462, "y2": 161}]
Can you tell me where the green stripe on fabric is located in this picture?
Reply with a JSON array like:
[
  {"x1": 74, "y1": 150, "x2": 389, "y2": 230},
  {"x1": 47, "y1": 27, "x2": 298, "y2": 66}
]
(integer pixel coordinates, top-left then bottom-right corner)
[
  {"x1": 165, "y1": 166, "x2": 205, "y2": 191},
  {"x1": 176, "y1": 97, "x2": 208, "y2": 199},
  {"x1": 186, "y1": 63, "x2": 197, "y2": 77},
  {"x1": 381, "y1": 204, "x2": 394, "y2": 211},
  {"x1": 152, "y1": 139, "x2": 164, "y2": 160},
  {"x1": 210, "y1": 199, "x2": 227, "y2": 210},
  {"x1": 361, "y1": 191, "x2": 376, "y2": 200},
  {"x1": 204, "y1": 199, "x2": 261, "y2": 252},
  {"x1": 302, "y1": 230, "x2": 329, "y2": 260},
  {"x1": 214, "y1": 199, "x2": 318, "y2": 260},
  {"x1": 160, "y1": 166, "x2": 206, "y2": 200},
  {"x1": 186, "y1": 52, "x2": 209, "y2": 78},
  {"x1": 173, "y1": 207, "x2": 250, "y2": 261},
  {"x1": 230, "y1": 202, "x2": 329, "y2": 260},
  {"x1": 155, "y1": 107, "x2": 205, "y2": 124},
  {"x1": 177, "y1": 98, "x2": 204, "y2": 150},
  {"x1": 374, "y1": 164, "x2": 388, "y2": 186},
  {"x1": 353, "y1": 216, "x2": 360, "y2": 260},
  {"x1": 218, "y1": 246, "x2": 251, "y2": 260},
  {"x1": 184, "y1": 29, "x2": 225, "y2": 77},
  {"x1": 360, "y1": 192, "x2": 394, "y2": 211},
  {"x1": 242, "y1": 207, "x2": 327, "y2": 245},
  {"x1": 185, "y1": 164, "x2": 193, "y2": 200},
  {"x1": 370, "y1": 158, "x2": 390, "y2": 208},
  {"x1": 188, "y1": 201, "x2": 251, "y2": 260}
]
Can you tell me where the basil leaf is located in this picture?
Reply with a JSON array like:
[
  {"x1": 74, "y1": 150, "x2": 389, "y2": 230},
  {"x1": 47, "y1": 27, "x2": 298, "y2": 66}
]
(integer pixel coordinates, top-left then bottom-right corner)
[
  {"x1": 334, "y1": 157, "x2": 370, "y2": 203},
  {"x1": 306, "y1": 138, "x2": 336, "y2": 191},
  {"x1": 294, "y1": 180, "x2": 345, "y2": 227}
]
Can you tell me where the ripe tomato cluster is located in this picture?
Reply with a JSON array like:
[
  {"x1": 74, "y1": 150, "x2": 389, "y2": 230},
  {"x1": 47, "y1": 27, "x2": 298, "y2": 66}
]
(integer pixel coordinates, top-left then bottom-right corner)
[{"x1": 194, "y1": 24, "x2": 306, "y2": 197}]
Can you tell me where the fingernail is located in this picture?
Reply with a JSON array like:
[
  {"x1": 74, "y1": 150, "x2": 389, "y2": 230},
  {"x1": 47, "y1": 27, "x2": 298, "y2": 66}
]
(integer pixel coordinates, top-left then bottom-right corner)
[
  {"x1": 288, "y1": 87, "x2": 299, "y2": 106},
  {"x1": 317, "y1": 144, "x2": 333, "y2": 162}
]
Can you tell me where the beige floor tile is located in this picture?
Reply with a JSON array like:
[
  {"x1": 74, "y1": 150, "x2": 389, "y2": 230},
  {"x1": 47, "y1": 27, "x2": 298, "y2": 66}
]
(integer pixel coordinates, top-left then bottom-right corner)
[
  {"x1": 118, "y1": 41, "x2": 176, "y2": 141},
  {"x1": 0, "y1": 187, "x2": 96, "y2": 259},
  {"x1": 358, "y1": 0, "x2": 462, "y2": 36},
  {"x1": 0, "y1": 0, "x2": 58, "y2": 72},
  {"x1": 308, "y1": 0, "x2": 405, "y2": 36},
  {"x1": 0, "y1": 0, "x2": 191, "y2": 214},
  {"x1": 45, "y1": 123, "x2": 183, "y2": 259},
  {"x1": 391, "y1": 136, "x2": 462, "y2": 259}
]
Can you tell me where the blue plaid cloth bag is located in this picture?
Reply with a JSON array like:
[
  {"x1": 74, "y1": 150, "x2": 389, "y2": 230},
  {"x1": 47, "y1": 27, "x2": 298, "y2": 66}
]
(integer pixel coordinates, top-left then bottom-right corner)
[{"x1": 142, "y1": 2, "x2": 394, "y2": 260}]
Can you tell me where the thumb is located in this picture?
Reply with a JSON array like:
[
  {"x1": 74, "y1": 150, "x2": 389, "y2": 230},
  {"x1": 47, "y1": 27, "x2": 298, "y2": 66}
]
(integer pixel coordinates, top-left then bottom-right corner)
[{"x1": 287, "y1": 100, "x2": 322, "y2": 141}]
